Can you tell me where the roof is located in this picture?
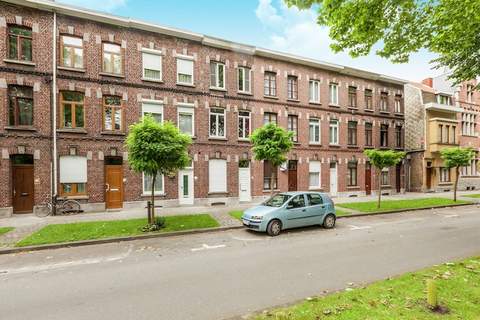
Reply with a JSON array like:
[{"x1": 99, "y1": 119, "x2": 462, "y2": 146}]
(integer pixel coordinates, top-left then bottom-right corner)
[
  {"x1": 3, "y1": 0, "x2": 408, "y2": 86},
  {"x1": 408, "y1": 82, "x2": 436, "y2": 94}
]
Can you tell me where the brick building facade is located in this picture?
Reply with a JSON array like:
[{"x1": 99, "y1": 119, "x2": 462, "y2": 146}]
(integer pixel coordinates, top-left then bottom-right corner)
[{"x1": 0, "y1": 0, "x2": 406, "y2": 216}]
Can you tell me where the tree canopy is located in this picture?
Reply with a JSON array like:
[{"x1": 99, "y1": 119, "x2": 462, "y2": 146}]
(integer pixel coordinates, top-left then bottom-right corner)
[
  {"x1": 440, "y1": 147, "x2": 475, "y2": 201},
  {"x1": 285, "y1": 0, "x2": 480, "y2": 86},
  {"x1": 250, "y1": 123, "x2": 294, "y2": 167}
]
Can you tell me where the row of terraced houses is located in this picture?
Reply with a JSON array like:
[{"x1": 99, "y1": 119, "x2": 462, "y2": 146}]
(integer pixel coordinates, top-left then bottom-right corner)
[{"x1": 0, "y1": 0, "x2": 478, "y2": 216}]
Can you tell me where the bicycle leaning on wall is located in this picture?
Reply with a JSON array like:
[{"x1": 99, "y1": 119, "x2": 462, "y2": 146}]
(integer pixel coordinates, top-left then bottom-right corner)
[{"x1": 36, "y1": 195, "x2": 83, "y2": 217}]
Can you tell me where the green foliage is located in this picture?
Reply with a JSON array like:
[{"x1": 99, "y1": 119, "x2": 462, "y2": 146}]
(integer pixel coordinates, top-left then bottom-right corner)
[
  {"x1": 364, "y1": 149, "x2": 405, "y2": 170},
  {"x1": 250, "y1": 123, "x2": 294, "y2": 166},
  {"x1": 440, "y1": 147, "x2": 475, "y2": 169},
  {"x1": 285, "y1": 0, "x2": 480, "y2": 86},
  {"x1": 142, "y1": 216, "x2": 166, "y2": 232},
  {"x1": 0, "y1": 227, "x2": 14, "y2": 236}
]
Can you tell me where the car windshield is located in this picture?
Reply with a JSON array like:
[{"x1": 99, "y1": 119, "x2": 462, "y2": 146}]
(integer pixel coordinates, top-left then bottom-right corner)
[{"x1": 263, "y1": 194, "x2": 291, "y2": 207}]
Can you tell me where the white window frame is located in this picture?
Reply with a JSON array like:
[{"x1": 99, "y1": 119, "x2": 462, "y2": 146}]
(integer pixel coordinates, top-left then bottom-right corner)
[
  {"x1": 176, "y1": 55, "x2": 194, "y2": 86},
  {"x1": 238, "y1": 110, "x2": 251, "y2": 140},
  {"x1": 177, "y1": 103, "x2": 195, "y2": 136},
  {"x1": 394, "y1": 97, "x2": 402, "y2": 113},
  {"x1": 329, "y1": 119, "x2": 339, "y2": 145},
  {"x1": 329, "y1": 83, "x2": 338, "y2": 105},
  {"x1": 467, "y1": 84, "x2": 474, "y2": 103},
  {"x1": 309, "y1": 160, "x2": 321, "y2": 189},
  {"x1": 437, "y1": 94, "x2": 452, "y2": 106},
  {"x1": 209, "y1": 108, "x2": 226, "y2": 138},
  {"x1": 141, "y1": 48, "x2": 162, "y2": 82},
  {"x1": 381, "y1": 168, "x2": 390, "y2": 186},
  {"x1": 237, "y1": 67, "x2": 251, "y2": 93},
  {"x1": 142, "y1": 173, "x2": 164, "y2": 196},
  {"x1": 210, "y1": 61, "x2": 226, "y2": 90},
  {"x1": 309, "y1": 118, "x2": 321, "y2": 144},
  {"x1": 309, "y1": 80, "x2": 320, "y2": 103},
  {"x1": 141, "y1": 99, "x2": 164, "y2": 123},
  {"x1": 440, "y1": 167, "x2": 451, "y2": 182}
]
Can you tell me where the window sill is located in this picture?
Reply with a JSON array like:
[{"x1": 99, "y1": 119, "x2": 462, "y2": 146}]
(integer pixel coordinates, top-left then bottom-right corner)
[
  {"x1": 438, "y1": 182, "x2": 453, "y2": 186},
  {"x1": 210, "y1": 87, "x2": 227, "y2": 92},
  {"x1": 57, "y1": 128, "x2": 88, "y2": 134},
  {"x1": 58, "y1": 66, "x2": 86, "y2": 73},
  {"x1": 99, "y1": 72, "x2": 125, "y2": 78},
  {"x1": 462, "y1": 134, "x2": 477, "y2": 138},
  {"x1": 364, "y1": 145, "x2": 374, "y2": 149},
  {"x1": 4, "y1": 126, "x2": 37, "y2": 132},
  {"x1": 208, "y1": 137, "x2": 228, "y2": 141},
  {"x1": 262, "y1": 189, "x2": 280, "y2": 193},
  {"x1": 208, "y1": 192, "x2": 228, "y2": 196},
  {"x1": 3, "y1": 59, "x2": 36, "y2": 66},
  {"x1": 364, "y1": 109, "x2": 375, "y2": 113},
  {"x1": 237, "y1": 91, "x2": 253, "y2": 96},
  {"x1": 347, "y1": 106, "x2": 359, "y2": 110},
  {"x1": 309, "y1": 142, "x2": 322, "y2": 146},
  {"x1": 329, "y1": 104, "x2": 340, "y2": 108},
  {"x1": 264, "y1": 95, "x2": 278, "y2": 100},
  {"x1": 238, "y1": 138, "x2": 251, "y2": 142},
  {"x1": 141, "y1": 77, "x2": 164, "y2": 83},
  {"x1": 329, "y1": 144, "x2": 341, "y2": 148},
  {"x1": 347, "y1": 145, "x2": 359, "y2": 149},
  {"x1": 287, "y1": 98, "x2": 300, "y2": 103},
  {"x1": 394, "y1": 112, "x2": 404, "y2": 117},
  {"x1": 141, "y1": 193, "x2": 166, "y2": 197},
  {"x1": 58, "y1": 195, "x2": 88, "y2": 200},
  {"x1": 309, "y1": 101, "x2": 321, "y2": 105},
  {"x1": 379, "y1": 110, "x2": 390, "y2": 114},
  {"x1": 176, "y1": 82, "x2": 195, "y2": 88},
  {"x1": 346, "y1": 186, "x2": 360, "y2": 190},
  {"x1": 101, "y1": 131, "x2": 126, "y2": 136},
  {"x1": 381, "y1": 185, "x2": 391, "y2": 188}
]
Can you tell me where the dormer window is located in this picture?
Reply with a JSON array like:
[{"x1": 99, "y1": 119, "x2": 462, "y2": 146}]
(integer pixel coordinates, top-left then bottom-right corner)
[{"x1": 437, "y1": 94, "x2": 452, "y2": 105}]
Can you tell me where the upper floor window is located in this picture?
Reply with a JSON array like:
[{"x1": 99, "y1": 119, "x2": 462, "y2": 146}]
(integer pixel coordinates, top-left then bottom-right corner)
[
  {"x1": 103, "y1": 96, "x2": 122, "y2": 131},
  {"x1": 238, "y1": 67, "x2": 251, "y2": 93},
  {"x1": 176, "y1": 56, "x2": 194, "y2": 85},
  {"x1": 102, "y1": 43, "x2": 122, "y2": 75},
  {"x1": 329, "y1": 83, "x2": 338, "y2": 105},
  {"x1": 347, "y1": 121, "x2": 357, "y2": 146},
  {"x1": 309, "y1": 80, "x2": 320, "y2": 103},
  {"x1": 8, "y1": 85, "x2": 33, "y2": 126},
  {"x1": 287, "y1": 76, "x2": 298, "y2": 100},
  {"x1": 395, "y1": 125, "x2": 403, "y2": 148},
  {"x1": 60, "y1": 91, "x2": 84, "y2": 129},
  {"x1": 142, "y1": 50, "x2": 162, "y2": 81},
  {"x1": 209, "y1": 108, "x2": 225, "y2": 138},
  {"x1": 210, "y1": 62, "x2": 225, "y2": 90},
  {"x1": 61, "y1": 35, "x2": 83, "y2": 69},
  {"x1": 309, "y1": 119, "x2": 320, "y2": 144},
  {"x1": 142, "y1": 101, "x2": 163, "y2": 123},
  {"x1": 437, "y1": 94, "x2": 451, "y2": 105},
  {"x1": 288, "y1": 115, "x2": 298, "y2": 142},
  {"x1": 365, "y1": 89, "x2": 373, "y2": 110},
  {"x1": 177, "y1": 105, "x2": 194, "y2": 136},
  {"x1": 238, "y1": 111, "x2": 250, "y2": 139},
  {"x1": 348, "y1": 86, "x2": 357, "y2": 108},
  {"x1": 380, "y1": 124, "x2": 388, "y2": 147},
  {"x1": 462, "y1": 113, "x2": 477, "y2": 136},
  {"x1": 263, "y1": 112, "x2": 277, "y2": 125},
  {"x1": 380, "y1": 92, "x2": 388, "y2": 111},
  {"x1": 467, "y1": 84, "x2": 474, "y2": 103},
  {"x1": 329, "y1": 119, "x2": 339, "y2": 145},
  {"x1": 365, "y1": 122, "x2": 373, "y2": 146},
  {"x1": 8, "y1": 25, "x2": 32, "y2": 62},
  {"x1": 394, "y1": 95, "x2": 402, "y2": 113},
  {"x1": 264, "y1": 72, "x2": 277, "y2": 97}
]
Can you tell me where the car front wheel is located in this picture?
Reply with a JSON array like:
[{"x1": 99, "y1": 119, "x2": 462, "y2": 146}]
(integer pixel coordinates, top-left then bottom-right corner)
[
  {"x1": 266, "y1": 219, "x2": 282, "y2": 236},
  {"x1": 323, "y1": 214, "x2": 336, "y2": 229}
]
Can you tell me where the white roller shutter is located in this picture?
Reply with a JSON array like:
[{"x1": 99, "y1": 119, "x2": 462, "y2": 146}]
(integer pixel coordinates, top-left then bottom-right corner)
[
  {"x1": 60, "y1": 156, "x2": 87, "y2": 183},
  {"x1": 177, "y1": 58, "x2": 193, "y2": 76},
  {"x1": 209, "y1": 159, "x2": 227, "y2": 193}
]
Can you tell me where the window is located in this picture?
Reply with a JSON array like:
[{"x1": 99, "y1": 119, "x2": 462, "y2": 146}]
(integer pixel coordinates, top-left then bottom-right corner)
[
  {"x1": 381, "y1": 169, "x2": 389, "y2": 186},
  {"x1": 288, "y1": 195, "x2": 305, "y2": 208},
  {"x1": 288, "y1": 115, "x2": 298, "y2": 142},
  {"x1": 142, "y1": 101, "x2": 163, "y2": 123},
  {"x1": 143, "y1": 173, "x2": 163, "y2": 195},
  {"x1": 103, "y1": 96, "x2": 122, "y2": 131},
  {"x1": 365, "y1": 89, "x2": 373, "y2": 110},
  {"x1": 307, "y1": 193, "x2": 323, "y2": 205},
  {"x1": 380, "y1": 92, "x2": 388, "y2": 111},
  {"x1": 394, "y1": 95, "x2": 402, "y2": 113},
  {"x1": 309, "y1": 161, "x2": 321, "y2": 189},
  {"x1": 263, "y1": 112, "x2": 277, "y2": 125},
  {"x1": 59, "y1": 156, "x2": 87, "y2": 196},
  {"x1": 329, "y1": 83, "x2": 338, "y2": 105},
  {"x1": 238, "y1": 67, "x2": 251, "y2": 93},
  {"x1": 440, "y1": 125, "x2": 452, "y2": 143},
  {"x1": 264, "y1": 72, "x2": 276, "y2": 96},
  {"x1": 347, "y1": 160, "x2": 358, "y2": 186},
  {"x1": 176, "y1": 57, "x2": 194, "y2": 85},
  {"x1": 60, "y1": 91, "x2": 84, "y2": 128},
  {"x1": 210, "y1": 62, "x2": 225, "y2": 89},
  {"x1": 263, "y1": 161, "x2": 277, "y2": 190},
  {"x1": 462, "y1": 113, "x2": 477, "y2": 136},
  {"x1": 347, "y1": 121, "x2": 357, "y2": 146},
  {"x1": 467, "y1": 84, "x2": 474, "y2": 103},
  {"x1": 238, "y1": 111, "x2": 250, "y2": 139},
  {"x1": 102, "y1": 43, "x2": 122, "y2": 74},
  {"x1": 209, "y1": 159, "x2": 227, "y2": 193},
  {"x1": 61, "y1": 36, "x2": 83, "y2": 69},
  {"x1": 461, "y1": 159, "x2": 478, "y2": 176},
  {"x1": 8, "y1": 25, "x2": 32, "y2": 61},
  {"x1": 178, "y1": 105, "x2": 194, "y2": 136},
  {"x1": 440, "y1": 168, "x2": 451, "y2": 183},
  {"x1": 437, "y1": 94, "x2": 451, "y2": 105},
  {"x1": 309, "y1": 119, "x2": 320, "y2": 144},
  {"x1": 348, "y1": 86, "x2": 357, "y2": 108},
  {"x1": 329, "y1": 119, "x2": 339, "y2": 145},
  {"x1": 8, "y1": 85, "x2": 33, "y2": 126},
  {"x1": 209, "y1": 108, "x2": 225, "y2": 138},
  {"x1": 142, "y1": 50, "x2": 162, "y2": 81},
  {"x1": 287, "y1": 76, "x2": 298, "y2": 100},
  {"x1": 380, "y1": 124, "x2": 388, "y2": 147},
  {"x1": 365, "y1": 122, "x2": 373, "y2": 146},
  {"x1": 395, "y1": 126, "x2": 403, "y2": 148},
  {"x1": 309, "y1": 80, "x2": 320, "y2": 103}
]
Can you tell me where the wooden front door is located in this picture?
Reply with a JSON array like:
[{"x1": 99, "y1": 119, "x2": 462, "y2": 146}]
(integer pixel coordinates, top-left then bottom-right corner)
[
  {"x1": 426, "y1": 167, "x2": 432, "y2": 190},
  {"x1": 288, "y1": 160, "x2": 297, "y2": 191},
  {"x1": 396, "y1": 164, "x2": 402, "y2": 193},
  {"x1": 105, "y1": 165, "x2": 123, "y2": 209},
  {"x1": 365, "y1": 162, "x2": 372, "y2": 195},
  {"x1": 12, "y1": 165, "x2": 34, "y2": 213}
]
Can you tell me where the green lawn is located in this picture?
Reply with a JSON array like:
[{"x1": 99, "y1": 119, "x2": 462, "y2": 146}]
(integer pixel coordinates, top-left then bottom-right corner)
[
  {"x1": 16, "y1": 214, "x2": 219, "y2": 247},
  {"x1": 337, "y1": 197, "x2": 470, "y2": 213},
  {"x1": 229, "y1": 210, "x2": 244, "y2": 220},
  {"x1": 464, "y1": 194, "x2": 480, "y2": 199},
  {"x1": 252, "y1": 256, "x2": 480, "y2": 320},
  {"x1": 0, "y1": 227, "x2": 14, "y2": 236}
]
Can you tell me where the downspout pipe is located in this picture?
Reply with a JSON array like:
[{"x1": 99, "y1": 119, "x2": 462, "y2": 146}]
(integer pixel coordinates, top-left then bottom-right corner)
[{"x1": 52, "y1": 10, "x2": 58, "y2": 198}]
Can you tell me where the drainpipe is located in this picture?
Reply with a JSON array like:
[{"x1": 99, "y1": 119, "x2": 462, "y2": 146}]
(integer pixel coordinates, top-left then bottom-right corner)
[{"x1": 52, "y1": 10, "x2": 58, "y2": 198}]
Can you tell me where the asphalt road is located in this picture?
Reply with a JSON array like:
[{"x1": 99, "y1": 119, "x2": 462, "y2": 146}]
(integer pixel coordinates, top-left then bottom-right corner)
[{"x1": 1, "y1": 205, "x2": 479, "y2": 320}]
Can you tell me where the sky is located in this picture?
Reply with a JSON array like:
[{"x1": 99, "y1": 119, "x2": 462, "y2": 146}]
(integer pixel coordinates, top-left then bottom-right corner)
[{"x1": 58, "y1": 0, "x2": 442, "y2": 82}]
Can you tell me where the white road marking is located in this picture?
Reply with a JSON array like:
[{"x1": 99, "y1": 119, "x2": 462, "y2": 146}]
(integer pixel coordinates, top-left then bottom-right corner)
[
  {"x1": 191, "y1": 244, "x2": 226, "y2": 252},
  {"x1": 444, "y1": 214, "x2": 459, "y2": 218},
  {"x1": 349, "y1": 225, "x2": 372, "y2": 231},
  {"x1": 230, "y1": 235, "x2": 263, "y2": 242}
]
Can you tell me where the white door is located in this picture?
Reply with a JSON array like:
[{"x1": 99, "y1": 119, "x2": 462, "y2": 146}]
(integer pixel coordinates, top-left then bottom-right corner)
[
  {"x1": 178, "y1": 169, "x2": 194, "y2": 205},
  {"x1": 238, "y1": 167, "x2": 251, "y2": 202},
  {"x1": 329, "y1": 163, "x2": 338, "y2": 197}
]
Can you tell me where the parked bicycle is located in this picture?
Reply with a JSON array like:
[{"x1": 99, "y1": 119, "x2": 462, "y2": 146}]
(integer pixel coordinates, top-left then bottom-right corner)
[{"x1": 36, "y1": 195, "x2": 83, "y2": 217}]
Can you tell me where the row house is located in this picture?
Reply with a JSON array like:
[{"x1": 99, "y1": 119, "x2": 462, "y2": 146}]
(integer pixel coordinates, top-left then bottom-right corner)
[
  {"x1": 404, "y1": 74, "x2": 480, "y2": 192},
  {"x1": 0, "y1": 0, "x2": 406, "y2": 216}
]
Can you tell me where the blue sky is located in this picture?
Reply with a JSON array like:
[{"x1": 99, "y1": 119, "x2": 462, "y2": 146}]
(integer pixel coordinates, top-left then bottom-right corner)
[{"x1": 58, "y1": 0, "x2": 441, "y2": 82}]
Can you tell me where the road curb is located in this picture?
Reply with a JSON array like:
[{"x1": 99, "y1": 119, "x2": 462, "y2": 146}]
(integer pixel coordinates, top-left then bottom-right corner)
[{"x1": 0, "y1": 225, "x2": 243, "y2": 255}]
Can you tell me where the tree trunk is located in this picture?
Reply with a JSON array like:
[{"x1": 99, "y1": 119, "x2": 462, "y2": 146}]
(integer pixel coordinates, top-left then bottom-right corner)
[
  {"x1": 150, "y1": 173, "x2": 156, "y2": 224},
  {"x1": 454, "y1": 166, "x2": 459, "y2": 202},
  {"x1": 377, "y1": 168, "x2": 382, "y2": 209}
]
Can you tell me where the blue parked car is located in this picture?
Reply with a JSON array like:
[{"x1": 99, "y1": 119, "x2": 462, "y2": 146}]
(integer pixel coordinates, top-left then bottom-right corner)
[{"x1": 241, "y1": 191, "x2": 336, "y2": 236}]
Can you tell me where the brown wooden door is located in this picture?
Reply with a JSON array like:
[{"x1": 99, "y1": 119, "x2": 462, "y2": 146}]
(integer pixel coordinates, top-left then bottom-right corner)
[
  {"x1": 426, "y1": 167, "x2": 432, "y2": 190},
  {"x1": 396, "y1": 164, "x2": 402, "y2": 193},
  {"x1": 105, "y1": 165, "x2": 123, "y2": 209},
  {"x1": 365, "y1": 162, "x2": 372, "y2": 195},
  {"x1": 288, "y1": 160, "x2": 297, "y2": 191},
  {"x1": 12, "y1": 165, "x2": 34, "y2": 213}
]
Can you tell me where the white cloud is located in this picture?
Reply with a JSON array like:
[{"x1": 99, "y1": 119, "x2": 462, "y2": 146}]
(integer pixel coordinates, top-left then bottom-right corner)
[
  {"x1": 255, "y1": 0, "x2": 438, "y2": 81},
  {"x1": 57, "y1": 0, "x2": 127, "y2": 12}
]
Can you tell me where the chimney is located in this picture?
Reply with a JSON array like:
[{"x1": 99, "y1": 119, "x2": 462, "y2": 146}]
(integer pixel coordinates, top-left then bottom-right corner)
[{"x1": 422, "y1": 78, "x2": 433, "y2": 87}]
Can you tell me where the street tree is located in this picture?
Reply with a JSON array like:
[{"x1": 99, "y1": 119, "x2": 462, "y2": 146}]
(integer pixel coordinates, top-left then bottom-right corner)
[
  {"x1": 126, "y1": 115, "x2": 192, "y2": 224},
  {"x1": 440, "y1": 147, "x2": 476, "y2": 202},
  {"x1": 285, "y1": 0, "x2": 480, "y2": 86},
  {"x1": 364, "y1": 149, "x2": 406, "y2": 209},
  {"x1": 250, "y1": 123, "x2": 294, "y2": 196}
]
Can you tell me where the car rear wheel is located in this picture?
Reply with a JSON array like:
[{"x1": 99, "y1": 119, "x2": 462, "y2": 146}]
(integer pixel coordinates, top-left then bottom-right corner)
[
  {"x1": 323, "y1": 214, "x2": 336, "y2": 229},
  {"x1": 266, "y1": 219, "x2": 282, "y2": 236}
]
